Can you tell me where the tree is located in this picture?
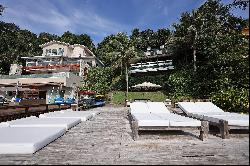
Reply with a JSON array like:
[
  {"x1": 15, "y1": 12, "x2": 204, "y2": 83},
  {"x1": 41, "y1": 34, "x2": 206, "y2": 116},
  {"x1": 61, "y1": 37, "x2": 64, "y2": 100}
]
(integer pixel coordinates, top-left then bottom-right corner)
[
  {"x1": 78, "y1": 34, "x2": 95, "y2": 51},
  {"x1": 130, "y1": 28, "x2": 171, "y2": 51},
  {"x1": 60, "y1": 31, "x2": 78, "y2": 45},
  {"x1": 59, "y1": 31, "x2": 95, "y2": 51},
  {"x1": 0, "y1": 21, "x2": 39, "y2": 74},
  {"x1": 169, "y1": 0, "x2": 249, "y2": 112},
  {"x1": 37, "y1": 32, "x2": 58, "y2": 45},
  {"x1": 83, "y1": 67, "x2": 113, "y2": 94}
]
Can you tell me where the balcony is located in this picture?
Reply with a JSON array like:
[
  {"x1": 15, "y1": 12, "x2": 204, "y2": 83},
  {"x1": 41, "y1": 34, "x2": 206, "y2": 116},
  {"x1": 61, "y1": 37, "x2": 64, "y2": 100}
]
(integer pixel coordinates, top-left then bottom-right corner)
[{"x1": 23, "y1": 64, "x2": 80, "y2": 73}]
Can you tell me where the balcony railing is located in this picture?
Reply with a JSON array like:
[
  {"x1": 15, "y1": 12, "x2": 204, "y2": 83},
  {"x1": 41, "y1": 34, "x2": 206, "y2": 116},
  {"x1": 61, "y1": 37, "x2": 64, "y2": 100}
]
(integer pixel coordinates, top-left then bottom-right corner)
[
  {"x1": 0, "y1": 72, "x2": 69, "y2": 79},
  {"x1": 23, "y1": 64, "x2": 80, "y2": 72}
]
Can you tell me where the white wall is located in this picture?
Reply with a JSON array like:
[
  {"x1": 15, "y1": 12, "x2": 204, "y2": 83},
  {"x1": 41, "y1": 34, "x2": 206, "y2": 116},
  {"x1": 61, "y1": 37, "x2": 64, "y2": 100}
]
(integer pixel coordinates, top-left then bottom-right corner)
[
  {"x1": 42, "y1": 43, "x2": 72, "y2": 57},
  {"x1": 72, "y1": 46, "x2": 86, "y2": 58}
]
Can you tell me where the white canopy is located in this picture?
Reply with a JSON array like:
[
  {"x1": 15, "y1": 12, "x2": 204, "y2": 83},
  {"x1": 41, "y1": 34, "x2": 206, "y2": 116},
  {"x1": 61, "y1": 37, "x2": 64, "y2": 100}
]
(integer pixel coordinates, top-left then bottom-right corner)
[{"x1": 132, "y1": 82, "x2": 162, "y2": 88}]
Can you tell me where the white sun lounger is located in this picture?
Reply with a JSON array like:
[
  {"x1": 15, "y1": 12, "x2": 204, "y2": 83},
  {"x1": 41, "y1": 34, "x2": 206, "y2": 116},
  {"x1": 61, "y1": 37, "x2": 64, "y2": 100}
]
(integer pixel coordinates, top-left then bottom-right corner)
[
  {"x1": 147, "y1": 102, "x2": 171, "y2": 114},
  {"x1": 39, "y1": 111, "x2": 94, "y2": 121},
  {"x1": 130, "y1": 102, "x2": 150, "y2": 114},
  {"x1": 129, "y1": 102, "x2": 207, "y2": 140},
  {"x1": 5, "y1": 118, "x2": 81, "y2": 130},
  {"x1": 132, "y1": 113, "x2": 170, "y2": 127},
  {"x1": 178, "y1": 102, "x2": 249, "y2": 138},
  {"x1": 0, "y1": 127, "x2": 66, "y2": 154},
  {"x1": 60, "y1": 110, "x2": 101, "y2": 116},
  {"x1": 178, "y1": 102, "x2": 249, "y2": 126}
]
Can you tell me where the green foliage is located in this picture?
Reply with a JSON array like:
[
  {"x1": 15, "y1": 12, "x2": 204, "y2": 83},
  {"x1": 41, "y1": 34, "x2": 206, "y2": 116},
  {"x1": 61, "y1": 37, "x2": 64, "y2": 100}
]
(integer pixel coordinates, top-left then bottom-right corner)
[
  {"x1": 83, "y1": 67, "x2": 113, "y2": 94},
  {"x1": 211, "y1": 87, "x2": 249, "y2": 113},
  {"x1": 95, "y1": 32, "x2": 131, "y2": 66},
  {"x1": 0, "y1": 22, "x2": 40, "y2": 74},
  {"x1": 168, "y1": 0, "x2": 249, "y2": 113},
  {"x1": 112, "y1": 91, "x2": 168, "y2": 105},
  {"x1": 37, "y1": 32, "x2": 59, "y2": 45},
  {"x1": 60, "y1": 31, "x2": 95, "y2": 51},
  {"x1": 130, "y1": 28, "x2": 171, "y2": 51},
  {"x1": 167, "y1": 70, "x2": 193, "y2": 98}
]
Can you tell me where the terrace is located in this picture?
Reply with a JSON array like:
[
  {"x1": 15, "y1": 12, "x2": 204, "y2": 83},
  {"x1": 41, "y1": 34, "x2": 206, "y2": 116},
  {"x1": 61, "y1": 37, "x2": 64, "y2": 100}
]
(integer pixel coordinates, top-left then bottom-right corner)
[{"x1": 0, "y1": 106, "x2": 248, "y2": 165}]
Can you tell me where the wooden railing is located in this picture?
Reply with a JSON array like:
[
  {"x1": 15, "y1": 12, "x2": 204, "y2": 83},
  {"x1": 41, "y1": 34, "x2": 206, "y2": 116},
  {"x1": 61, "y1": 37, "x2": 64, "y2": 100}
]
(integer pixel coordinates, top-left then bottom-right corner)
[{"x1": 0, "y1": 103, "x2": 71, "y2": 122}]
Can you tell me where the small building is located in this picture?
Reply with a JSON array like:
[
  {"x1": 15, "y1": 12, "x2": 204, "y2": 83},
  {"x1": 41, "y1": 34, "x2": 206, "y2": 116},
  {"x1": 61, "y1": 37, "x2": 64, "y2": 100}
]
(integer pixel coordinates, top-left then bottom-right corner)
[
  {"x1": 0, "y1": 72, "x2": 81, "y2": 104},
  {"x1": 0, "y1": 41, "x2": 104, "y2": 106},
  {"x1": 21, "y1": 40, "x2": 104, "y2": 77}
]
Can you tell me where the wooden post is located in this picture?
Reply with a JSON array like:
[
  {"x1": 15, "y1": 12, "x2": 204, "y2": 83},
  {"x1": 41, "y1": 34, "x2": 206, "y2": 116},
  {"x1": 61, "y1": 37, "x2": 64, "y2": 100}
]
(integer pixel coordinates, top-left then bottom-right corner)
[
  {"x1": 132, "y1": 120, "x2": 139, "y2": 141},
  {"x1": 219, "y1": 120, "x2": 229, "y2": 139},
  {"x1": 24, "y1": 107, "x2": 29, "y2": 114},
  {"x1": 200, "y1": 121, "x2": 209, "y2": 141}
]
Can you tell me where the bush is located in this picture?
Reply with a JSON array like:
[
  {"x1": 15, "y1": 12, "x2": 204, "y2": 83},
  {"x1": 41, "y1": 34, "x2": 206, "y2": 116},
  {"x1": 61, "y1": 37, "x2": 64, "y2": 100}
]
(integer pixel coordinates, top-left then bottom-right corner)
[
  {"x1": 211, "y1": 87, "x2": 249, "y2": 113},
  {"x1": 167, "y1": 70, "x2": 193, "y2": 97}
]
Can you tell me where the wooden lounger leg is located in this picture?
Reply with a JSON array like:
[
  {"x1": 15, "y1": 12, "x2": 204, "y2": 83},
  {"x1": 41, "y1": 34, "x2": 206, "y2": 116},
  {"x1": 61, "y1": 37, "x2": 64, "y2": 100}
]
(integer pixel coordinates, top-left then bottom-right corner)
[
  {"x1": 200, "y1": 121, "x2": 209, "y2": 141},
  {"x1": 219, "y1": 120, "x2": 229, "y2": 139},
  {"x1": 131, "y1": 120, "x2": 139, "y2": 141}
]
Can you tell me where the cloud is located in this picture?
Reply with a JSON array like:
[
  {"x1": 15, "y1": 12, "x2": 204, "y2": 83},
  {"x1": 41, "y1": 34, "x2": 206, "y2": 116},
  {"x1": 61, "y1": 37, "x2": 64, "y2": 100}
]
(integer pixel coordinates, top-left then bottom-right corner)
[{"x1": 1, "y1": 0, "x2": 128, "y2": 43}]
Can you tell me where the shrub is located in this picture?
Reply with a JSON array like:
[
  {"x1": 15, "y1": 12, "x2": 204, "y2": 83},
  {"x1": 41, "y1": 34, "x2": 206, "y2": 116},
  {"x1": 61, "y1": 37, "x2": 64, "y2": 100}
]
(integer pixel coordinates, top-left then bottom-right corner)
[{"x1": 211, "y1": 87, "x2": 249, "y2": 113}]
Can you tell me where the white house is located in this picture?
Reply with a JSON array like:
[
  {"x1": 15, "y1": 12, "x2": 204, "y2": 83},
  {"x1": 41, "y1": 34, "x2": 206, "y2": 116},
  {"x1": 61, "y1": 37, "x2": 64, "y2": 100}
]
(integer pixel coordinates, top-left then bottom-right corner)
[{"x1": 21, "y1": 40, "x2": 104, "y2": 76}]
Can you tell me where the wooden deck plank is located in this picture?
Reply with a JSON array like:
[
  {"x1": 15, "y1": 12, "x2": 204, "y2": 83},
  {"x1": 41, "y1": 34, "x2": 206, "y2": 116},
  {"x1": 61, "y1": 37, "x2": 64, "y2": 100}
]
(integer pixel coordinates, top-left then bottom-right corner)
[{"x1": 0, "y1": 106, "x2": 248, "y2": 165}]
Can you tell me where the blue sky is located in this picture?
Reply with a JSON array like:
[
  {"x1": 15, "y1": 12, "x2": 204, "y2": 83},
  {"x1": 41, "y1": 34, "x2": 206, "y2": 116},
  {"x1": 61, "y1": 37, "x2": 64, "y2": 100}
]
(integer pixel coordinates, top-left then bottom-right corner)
[{"x1": 0, "y1": 0, "x2": 249, "y2": 45}]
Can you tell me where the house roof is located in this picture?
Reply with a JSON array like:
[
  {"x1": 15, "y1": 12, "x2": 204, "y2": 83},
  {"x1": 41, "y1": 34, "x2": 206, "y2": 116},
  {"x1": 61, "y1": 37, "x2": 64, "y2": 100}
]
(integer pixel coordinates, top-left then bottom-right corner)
[{"x1": 39, "y1": 40, "x2": 73, "y2": 48}]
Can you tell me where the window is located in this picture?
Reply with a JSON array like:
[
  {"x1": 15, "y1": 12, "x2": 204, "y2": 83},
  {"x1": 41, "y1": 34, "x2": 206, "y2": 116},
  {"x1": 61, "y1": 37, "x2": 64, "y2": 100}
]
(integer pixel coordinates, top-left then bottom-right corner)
[
  {"x1": 52, "y1": 49, "x2": 57, "y2": 55},
  {"x1": 46, "y1": 49, "x2": 51, "y2": 55},
  {"x1": 58, "y1": 48, "x2": 64, "y2": 55}
]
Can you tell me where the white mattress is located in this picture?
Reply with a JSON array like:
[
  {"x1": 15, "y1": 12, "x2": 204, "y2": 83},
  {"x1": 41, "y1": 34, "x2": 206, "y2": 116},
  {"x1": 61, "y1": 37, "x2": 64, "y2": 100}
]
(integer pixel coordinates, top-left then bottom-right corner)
[
  {"x1": 178, "y1": 102, "x2": 203, "y2": 113},
  {"x1": 0, "y1": 122, "x2": 9, "y2": 127},
  {"x1": 132, "y1": 113, "x2": 169, "y2": 126},
  {"x1": 61, "y1": 110, "x2": 101, "y2": 116},
  {"x1": 147, "y1": 102, "x2": 171, "y2": 114},
  {"x1": 195, "y1": 102, "x2": 224, "y2": 113},
  {"x1": 0, "y1": 116, "x2": 39, "y2": 127},
  {"x1": 132, "y1": 113, "x2": 201, "y2": 127},
  {"x1": 154, "y1": 113, "x2": 201, "y2": 127},
  {"x1": 206, "y1": 115, "x2": 249, "y2": 126},
  {"x1": 130, "y1": 102, "x2": 150, "y2": 114},
  {"x1": 39, "y1": 112, "x2": 93, "y2": 121},
  {"x1": 7, "y1": 118, "x2": 81, "y2": 130},
  {"x1": 179, "y1": 102, "x2": 249, "y2": 127},
  {"x1": 0, "y1": 127, "x2": 66, "y2": 154}
]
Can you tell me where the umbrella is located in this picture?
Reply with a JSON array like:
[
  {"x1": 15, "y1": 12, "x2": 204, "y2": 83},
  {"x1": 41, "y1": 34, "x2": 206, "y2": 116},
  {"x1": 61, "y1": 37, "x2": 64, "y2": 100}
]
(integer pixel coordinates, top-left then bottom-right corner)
[{"x1": 132, "y1": 82, "x2": 162, "y2": 89}]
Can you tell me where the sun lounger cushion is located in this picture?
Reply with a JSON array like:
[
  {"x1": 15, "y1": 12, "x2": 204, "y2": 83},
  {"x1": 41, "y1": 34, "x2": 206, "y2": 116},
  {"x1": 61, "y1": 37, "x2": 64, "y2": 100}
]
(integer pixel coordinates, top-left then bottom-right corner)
[
  {"x1": 0, "y1": 127, "x2": 66, "y2": 154},
  {"x1": 130, "y1": 102, "x2": 150, "y2": 114},
  {"x1": 178, "y1": 102, "x2": 249, "y2": 127},
  {"x1": 0, "y1": 122, "x2": 9, "y2": 127},
  {"x1": 153, "y1": 113, "x2": 201, "y2": 127},
  {"x1": 60, "y1": 110, "x2": 101, "y2": 116},
  {"x1": 39, "y1": 112, "x2": 93, "y2": 121},
  {"x1": 194, "y1": 102, "x2": 224, "y2": 113},
  {"x1": 204, "y1": 114, "x2": 249, "y2": 126},
  {"x1": 132, "y1": 113, "x2": 170, "y2": 126},
  {"x1": 147, "y1": 102, "x2": 171, "y2": 114},
  {"x1": 178, "y1": 102, "x2": 203, "y2": 114},
  {"x1": 7, "y1": 118, "x2": 81, "y2": 130}
]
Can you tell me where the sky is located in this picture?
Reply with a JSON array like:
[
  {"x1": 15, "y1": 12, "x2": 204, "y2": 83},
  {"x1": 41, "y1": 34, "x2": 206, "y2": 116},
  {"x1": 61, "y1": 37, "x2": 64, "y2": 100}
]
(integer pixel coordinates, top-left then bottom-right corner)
[{"x1": 0, "y1": 0, "x2": 249, "y2": 45}]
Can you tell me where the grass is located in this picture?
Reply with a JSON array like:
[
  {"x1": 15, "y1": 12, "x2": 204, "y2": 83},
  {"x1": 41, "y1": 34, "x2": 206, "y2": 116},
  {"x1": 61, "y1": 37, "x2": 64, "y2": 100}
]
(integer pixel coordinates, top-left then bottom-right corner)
[{"x1": 111, "y1": 91, "x2": 169, "y2": 105}]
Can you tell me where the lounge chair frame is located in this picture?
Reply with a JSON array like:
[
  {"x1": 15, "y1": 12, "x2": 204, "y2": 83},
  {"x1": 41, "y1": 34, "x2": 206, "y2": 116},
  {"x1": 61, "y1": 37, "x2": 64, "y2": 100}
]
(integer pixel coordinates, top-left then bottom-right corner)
[
  {"x1": 128, "y1": 111, "x2": 209, "y2": 141},
  {"x1": 184, "y1": 112, "x2": 249, "y2": 139}
]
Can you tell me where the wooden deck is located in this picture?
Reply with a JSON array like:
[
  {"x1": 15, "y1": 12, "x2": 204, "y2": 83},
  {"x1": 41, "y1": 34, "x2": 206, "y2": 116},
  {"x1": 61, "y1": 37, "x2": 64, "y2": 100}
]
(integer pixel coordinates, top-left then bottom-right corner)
[{"x1": 0, "y1": 106, "x2": 248, "y2": 165}]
